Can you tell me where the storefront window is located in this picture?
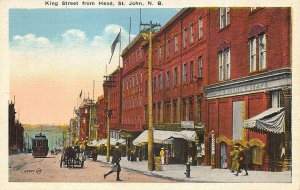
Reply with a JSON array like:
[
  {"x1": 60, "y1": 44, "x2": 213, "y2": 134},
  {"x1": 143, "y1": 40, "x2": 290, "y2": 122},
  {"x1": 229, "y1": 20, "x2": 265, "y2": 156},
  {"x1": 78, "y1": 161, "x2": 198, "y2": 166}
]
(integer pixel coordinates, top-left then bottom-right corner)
[{"x1": 252, "y1": 146, "x2": 262, "y2": 165}]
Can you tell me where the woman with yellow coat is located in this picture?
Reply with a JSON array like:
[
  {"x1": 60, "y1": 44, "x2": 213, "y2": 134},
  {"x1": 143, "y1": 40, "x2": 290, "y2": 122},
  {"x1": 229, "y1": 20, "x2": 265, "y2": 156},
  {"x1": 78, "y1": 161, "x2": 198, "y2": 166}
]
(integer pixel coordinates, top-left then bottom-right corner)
[{"x1": 230, "y1": 145, "x2": 239, "y2": 173}]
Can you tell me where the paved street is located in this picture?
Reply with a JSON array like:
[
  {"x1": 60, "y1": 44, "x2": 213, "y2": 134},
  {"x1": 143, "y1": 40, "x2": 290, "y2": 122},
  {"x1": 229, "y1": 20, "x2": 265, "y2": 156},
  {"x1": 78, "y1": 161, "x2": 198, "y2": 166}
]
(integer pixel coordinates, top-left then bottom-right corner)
[
  {"x1": 8, "y1": 153, "x2": 173, "y2": 183},
  {"x1": 8, "y1": 153, "x2": 292, "y2": 183}
]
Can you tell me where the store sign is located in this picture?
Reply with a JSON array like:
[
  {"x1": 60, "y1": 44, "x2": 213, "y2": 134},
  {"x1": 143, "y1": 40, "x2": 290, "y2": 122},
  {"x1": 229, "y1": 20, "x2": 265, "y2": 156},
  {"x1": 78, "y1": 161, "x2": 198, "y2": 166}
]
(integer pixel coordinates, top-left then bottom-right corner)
[
  {"x1": 181, "y1": 121, "x2": 194, "y2": 129},
  {"x1": 211, "y1": 132, "x2": 215, "y2": 155},
  {"x1": 204, "y1": 68, "x2": 291, "y2": 99}
]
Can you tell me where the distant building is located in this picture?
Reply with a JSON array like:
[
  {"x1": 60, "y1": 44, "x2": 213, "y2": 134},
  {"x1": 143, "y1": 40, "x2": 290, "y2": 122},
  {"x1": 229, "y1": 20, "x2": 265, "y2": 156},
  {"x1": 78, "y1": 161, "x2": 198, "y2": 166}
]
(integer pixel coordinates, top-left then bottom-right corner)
[{"x1": 9, "y1": 101, "x2": 24, "y2": 154}]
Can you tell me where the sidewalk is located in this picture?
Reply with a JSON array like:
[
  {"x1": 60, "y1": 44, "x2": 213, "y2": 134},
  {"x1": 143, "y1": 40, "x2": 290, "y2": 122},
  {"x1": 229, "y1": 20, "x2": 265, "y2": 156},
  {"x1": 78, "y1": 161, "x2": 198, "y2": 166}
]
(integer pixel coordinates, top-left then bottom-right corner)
[{"x1": 96, "y1": 155, "x2": 292, "y2": 183}]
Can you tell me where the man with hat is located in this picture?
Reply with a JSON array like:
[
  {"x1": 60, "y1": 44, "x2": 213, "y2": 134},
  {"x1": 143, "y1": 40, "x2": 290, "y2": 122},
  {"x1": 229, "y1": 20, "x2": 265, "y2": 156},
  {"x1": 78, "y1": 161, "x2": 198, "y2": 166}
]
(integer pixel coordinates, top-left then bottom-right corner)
[
  {"x1": 104, "y1": 142, "x2": 122, "y2": 181},
  {"x1": 160, "y1": 147, "x2": 165, "y2": 165},
  {"x1": 230, "y1": 145, "x2": 239, "y2": 173}
]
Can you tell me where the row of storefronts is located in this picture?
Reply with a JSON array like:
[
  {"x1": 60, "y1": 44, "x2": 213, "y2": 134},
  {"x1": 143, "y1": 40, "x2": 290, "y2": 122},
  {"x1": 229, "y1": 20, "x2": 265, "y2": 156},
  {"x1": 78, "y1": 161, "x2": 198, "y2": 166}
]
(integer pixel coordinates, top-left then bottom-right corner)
[{"x1": 83, "y1": 8, "x2": 291, "y2": 171}]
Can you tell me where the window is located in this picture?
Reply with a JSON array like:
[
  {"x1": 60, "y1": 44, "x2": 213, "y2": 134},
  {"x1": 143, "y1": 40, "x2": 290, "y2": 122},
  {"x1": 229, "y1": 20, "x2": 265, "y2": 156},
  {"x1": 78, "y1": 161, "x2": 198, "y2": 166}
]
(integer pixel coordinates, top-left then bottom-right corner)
[
  {"x1": 218, "y1": 48, "x2": 231, "y2": 81},
  {"x1": 166, "y1": 71, "x2": 170, "y2": 88},
  {"x1": 136, "y1": 74, "x2": 139, "y2": 85},
  {"x1": 183, "y1": 63, "x2": 187, "y2": 82},
  {"x1": 190, "y1": 23, "x2": 194, "y2": 43},
  {"x1": 198, "y1": 56, "x2": 203, "y2": 78},
  {"x1": 198, "y1": 17, "x2": 203, "y2": 39},
  {"x1": 183, "y1": 28, "x2": 187, "y2": 48},
  {"x1": 252, "y1": 146, "x2": 262, "y2": 165},
  {"x1": 166, "y1": 40, "x2": 170, "y2": 58},
  {"x1": 271, "y1": 91, "x2": 283, "y2": 108},
  {"x1": 132, "y1": 76, "x2": 135, "y2": 87},
  {"x1": 259, "y1": 34, "x2": 267, "y2": 70},
  {"x1": 159, "y1": 73, "x2": 163, "y2": 89},
  {"x1": 174, "y1": 35, "x2": 178, "y2": 52},
  {"x1": 249, "y1": 33, "x2": 267, "y2": 72},
  {"x1": 158, "y1": 45, "x2": 162, "y2": 61},
  {"x1": 249, "y1": 38, "x2": 257, "y2": 72},
  {"x1": 153, "y1": 77, "x2": 156, "y2": 92},
  {"x1": 219, "y1": 7, "x2": 230, "y2": 29},
  {"x1": 174, "y1": 67, "x2": 178, "y2": 86},
  {"x1": 190, "y1": 60, "x2": 194, "y2": 81}
]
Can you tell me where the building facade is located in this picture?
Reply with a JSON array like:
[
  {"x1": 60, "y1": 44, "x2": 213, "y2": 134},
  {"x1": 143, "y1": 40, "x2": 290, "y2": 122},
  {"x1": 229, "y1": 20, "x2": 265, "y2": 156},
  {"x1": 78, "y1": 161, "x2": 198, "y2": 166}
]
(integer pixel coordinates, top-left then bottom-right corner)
[
  {"x1": 204, "y1": 8, "x2": 291, "y2": 171},
  {"x1": 98, "y1": 7, "x2": 291, "y2": 171}
]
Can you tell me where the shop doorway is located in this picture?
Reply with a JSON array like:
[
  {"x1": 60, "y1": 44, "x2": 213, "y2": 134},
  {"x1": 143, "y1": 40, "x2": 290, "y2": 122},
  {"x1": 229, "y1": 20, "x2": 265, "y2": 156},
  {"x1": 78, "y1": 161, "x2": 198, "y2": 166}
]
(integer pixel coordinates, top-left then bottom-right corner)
[{"x1": 220, "y1": 142, "x2": 227, "y2": 169}]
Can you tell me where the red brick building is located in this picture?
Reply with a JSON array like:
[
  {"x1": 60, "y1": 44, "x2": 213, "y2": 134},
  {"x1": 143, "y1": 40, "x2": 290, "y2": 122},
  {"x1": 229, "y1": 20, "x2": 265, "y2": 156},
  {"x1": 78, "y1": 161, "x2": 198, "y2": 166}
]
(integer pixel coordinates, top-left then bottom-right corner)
[
  {"x1": 102, "y1": 68, "x2": 124, "y2": 140},
  {"x1": 79, "y1": 98, "x2": 93, "y2": 141},
  {"x1": 99, "y1": 7, "x2": 291, "y2": 171},
  {"x1": 204, "y1": 8, "x2": 291, "y2": 171},
  {"x1": 97, "y1": 95, "x2": 106, "y2": 139}
]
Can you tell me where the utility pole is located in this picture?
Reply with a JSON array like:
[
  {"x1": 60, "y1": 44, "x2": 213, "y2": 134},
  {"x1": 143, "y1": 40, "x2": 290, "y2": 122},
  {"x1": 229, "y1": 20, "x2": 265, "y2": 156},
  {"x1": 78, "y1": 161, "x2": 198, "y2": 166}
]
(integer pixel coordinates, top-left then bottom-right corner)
[
  {"x1": 103, "y1": 75, "x2": 116, "y2": 162},
  {"x1": 140, "y1": 20, "x2": 160, "y2": 171}
]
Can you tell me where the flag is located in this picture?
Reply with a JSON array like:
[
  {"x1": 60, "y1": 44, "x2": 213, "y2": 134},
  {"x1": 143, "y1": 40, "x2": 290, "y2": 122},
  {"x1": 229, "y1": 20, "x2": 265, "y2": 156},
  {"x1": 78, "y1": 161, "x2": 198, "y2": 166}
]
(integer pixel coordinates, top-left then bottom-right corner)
[
  {"x1": 109, "y1": 30, "x2": 121, "y2": 64},
  {"x1": 79, "y1": 90, "x2": 82, "y2": 98}
]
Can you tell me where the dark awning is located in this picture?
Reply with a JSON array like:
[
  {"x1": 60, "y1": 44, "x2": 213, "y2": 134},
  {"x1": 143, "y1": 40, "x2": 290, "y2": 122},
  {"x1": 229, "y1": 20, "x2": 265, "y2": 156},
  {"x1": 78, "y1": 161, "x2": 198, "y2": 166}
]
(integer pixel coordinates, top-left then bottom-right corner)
[{"x1": 243, "y1": 107, "x2": 285, "y2": 134}]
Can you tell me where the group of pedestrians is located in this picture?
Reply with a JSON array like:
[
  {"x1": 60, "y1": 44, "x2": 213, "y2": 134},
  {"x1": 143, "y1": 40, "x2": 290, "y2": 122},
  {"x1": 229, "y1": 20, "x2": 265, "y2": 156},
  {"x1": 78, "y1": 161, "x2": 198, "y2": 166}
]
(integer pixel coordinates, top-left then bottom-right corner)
[{"x1": 230, "y1": 144, "x2": 250, "y2": 176}]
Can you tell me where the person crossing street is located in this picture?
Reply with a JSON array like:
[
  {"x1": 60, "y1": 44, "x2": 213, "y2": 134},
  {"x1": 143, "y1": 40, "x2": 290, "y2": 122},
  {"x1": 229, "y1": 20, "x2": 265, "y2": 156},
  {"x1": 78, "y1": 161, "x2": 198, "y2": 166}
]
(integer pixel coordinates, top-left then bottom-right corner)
[{"x1": 103, "y1": 142, "x2": 122, "y2": 181}]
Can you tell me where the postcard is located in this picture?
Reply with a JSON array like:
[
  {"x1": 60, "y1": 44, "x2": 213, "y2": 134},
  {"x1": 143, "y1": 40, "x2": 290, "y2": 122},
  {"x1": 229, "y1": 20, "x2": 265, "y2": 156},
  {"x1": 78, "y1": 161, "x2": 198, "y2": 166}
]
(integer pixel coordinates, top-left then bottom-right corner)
[{"x1": 1, "y1": 0, "x2": 299, "y2": 190}]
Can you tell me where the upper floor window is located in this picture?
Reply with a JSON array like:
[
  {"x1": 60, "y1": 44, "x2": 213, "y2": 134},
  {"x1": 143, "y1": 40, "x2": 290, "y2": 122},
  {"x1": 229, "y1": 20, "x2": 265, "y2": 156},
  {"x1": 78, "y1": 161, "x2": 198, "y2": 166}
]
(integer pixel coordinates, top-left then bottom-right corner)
[
  {"x1": 218, "y1": 48, "x2": 231, "y2": 81},
  {"x1": 183, "y1": 63, "x2": 187, "y2": 82},
  {"x1": 198, "y1": 56, "x2": 203, "y2": 78},
  {"x1": 198, "y1": 17, "x2": 203, "y2": 39},
  {"x1": 249, "y1": 33, "x2": 267, "y2": 72},
  {"x1": 190, "y1": 60, "x2": 194, "y2": 81},
  {"x1": 153, "y1": 77, "x2": 156, "y2": 92},
  {"x1": 159, "y1": 73, "x2": 163, "y2": 89},
  {"x1": 166, "y1": 40, "x2": 170, "y2": 58},
  {"x1": 136, "y1": 74, "x2": 139, "y2": 85},
  {"x1": 158, "y1": 45, "x2": 162, "y2": 61},
  {"x1": 190, "y1": 23, "x2": 194, "y2": 43},
  {"x1": 219, "y1": 7, "x2": 230, "y2": 29},
  {"x1": 183, "y1": 28, "x2": 187, "y2": 48},
  {"x1": 174, "y1": 35, "x2": 178, "y2": 52},
  {"x1": 174, "y1": 67, "x2": 178, "y2": 86},
  {"x1": 166, "y1": 71, "x2": 170, "y2": 88}
]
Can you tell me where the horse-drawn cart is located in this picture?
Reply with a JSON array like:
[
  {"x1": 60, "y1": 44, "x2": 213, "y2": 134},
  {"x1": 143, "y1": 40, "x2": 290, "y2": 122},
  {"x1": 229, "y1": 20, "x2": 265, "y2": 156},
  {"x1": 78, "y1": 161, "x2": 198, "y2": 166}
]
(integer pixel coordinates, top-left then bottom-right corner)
[{"x1": 59, "y1": 146, "x2": 85, "y2": 168}]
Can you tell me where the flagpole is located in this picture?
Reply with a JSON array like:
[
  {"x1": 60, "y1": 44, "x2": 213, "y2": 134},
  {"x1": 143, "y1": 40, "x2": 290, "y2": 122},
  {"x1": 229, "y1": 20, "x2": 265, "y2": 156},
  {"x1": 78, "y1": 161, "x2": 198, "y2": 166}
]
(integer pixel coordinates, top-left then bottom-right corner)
[{"x1": 119, "y1": 28, "x2": 121, "y2": 69}]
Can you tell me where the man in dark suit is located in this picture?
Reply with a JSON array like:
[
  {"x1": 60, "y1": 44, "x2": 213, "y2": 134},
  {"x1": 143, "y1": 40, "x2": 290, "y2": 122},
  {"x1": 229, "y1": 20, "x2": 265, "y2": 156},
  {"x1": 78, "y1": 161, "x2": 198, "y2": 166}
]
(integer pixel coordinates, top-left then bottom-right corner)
[
  {"x1": 235, "y1": 146, "x2": 249, "y2": 176},
  {"x1": 104, "y1": 142, "x2": 122, "y2": 181}
]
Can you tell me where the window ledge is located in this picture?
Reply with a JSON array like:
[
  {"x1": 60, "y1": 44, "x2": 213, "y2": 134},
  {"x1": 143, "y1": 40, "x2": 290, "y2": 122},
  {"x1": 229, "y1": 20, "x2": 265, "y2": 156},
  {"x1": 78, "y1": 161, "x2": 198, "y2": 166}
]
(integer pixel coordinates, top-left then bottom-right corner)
[{"x1": 218, "y1": 24, "x2": 231, "y2": 33}]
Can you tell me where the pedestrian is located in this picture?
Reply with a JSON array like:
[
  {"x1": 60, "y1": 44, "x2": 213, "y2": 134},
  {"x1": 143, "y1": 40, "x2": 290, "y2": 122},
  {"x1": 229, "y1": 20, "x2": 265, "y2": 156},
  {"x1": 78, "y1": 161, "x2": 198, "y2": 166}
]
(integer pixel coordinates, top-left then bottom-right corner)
[
  {"x1": 165, "y1": 149, "x2": 169, "y2": 165},
  {"x1": 235, "y1": 146, "x2": 249, "y2": 176},
  {"x1": 103, "y1": 142, "x2": 122, "y2": 181},
  {"x1": 244, "y1": 143, "x2": 252, "y2": 170},
  {"x1": 160, "y1": 148, "x2": 165, "y2": 165},
  {"x1": 230, "y1": 145, "x2": 239, "y2": 173}
]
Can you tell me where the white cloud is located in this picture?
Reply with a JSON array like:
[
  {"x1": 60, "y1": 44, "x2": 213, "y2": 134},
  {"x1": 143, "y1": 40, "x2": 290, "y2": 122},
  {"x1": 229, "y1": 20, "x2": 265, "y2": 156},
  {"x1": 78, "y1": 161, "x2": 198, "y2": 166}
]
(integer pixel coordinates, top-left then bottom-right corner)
[
  {"x1": 11, "y1": 34, "x2": 51, "y2": 50},
  {"x1": 61, "y1": 29, "x2": 87, "y2": 47}
]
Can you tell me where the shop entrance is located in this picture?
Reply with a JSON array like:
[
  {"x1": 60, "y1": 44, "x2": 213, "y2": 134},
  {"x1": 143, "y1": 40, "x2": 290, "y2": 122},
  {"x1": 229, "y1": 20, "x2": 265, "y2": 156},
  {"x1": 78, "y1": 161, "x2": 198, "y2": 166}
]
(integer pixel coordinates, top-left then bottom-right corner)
[{"x1": 220, "y1": 142, "x2": 227, "y2": 169}]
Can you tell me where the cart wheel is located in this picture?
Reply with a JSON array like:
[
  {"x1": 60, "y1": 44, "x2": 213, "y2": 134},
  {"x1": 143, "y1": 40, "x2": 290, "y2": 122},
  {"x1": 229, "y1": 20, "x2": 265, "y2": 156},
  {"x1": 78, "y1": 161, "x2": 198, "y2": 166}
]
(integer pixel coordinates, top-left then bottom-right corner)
[{"x1": 81, "y1": 161, "x2": 84, "y2": 168}]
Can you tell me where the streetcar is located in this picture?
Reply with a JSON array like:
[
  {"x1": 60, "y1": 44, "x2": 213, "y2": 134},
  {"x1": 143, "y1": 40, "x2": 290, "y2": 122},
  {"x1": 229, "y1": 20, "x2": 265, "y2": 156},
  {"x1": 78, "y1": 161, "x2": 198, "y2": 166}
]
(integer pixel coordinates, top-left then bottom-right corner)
[{"x1": 32, "y1": 133, "x2": 49, "y2": 158}]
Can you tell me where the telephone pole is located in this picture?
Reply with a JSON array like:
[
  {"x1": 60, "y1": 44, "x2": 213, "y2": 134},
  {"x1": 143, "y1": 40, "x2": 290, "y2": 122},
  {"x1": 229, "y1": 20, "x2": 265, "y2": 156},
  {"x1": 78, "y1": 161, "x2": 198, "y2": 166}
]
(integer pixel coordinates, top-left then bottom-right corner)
[
  {"x1": 140, "y1": 20, "x2": 160, "y2": 171},
  {"x1": 103, "y1": 75, "x2": 116, "y2": 162}
]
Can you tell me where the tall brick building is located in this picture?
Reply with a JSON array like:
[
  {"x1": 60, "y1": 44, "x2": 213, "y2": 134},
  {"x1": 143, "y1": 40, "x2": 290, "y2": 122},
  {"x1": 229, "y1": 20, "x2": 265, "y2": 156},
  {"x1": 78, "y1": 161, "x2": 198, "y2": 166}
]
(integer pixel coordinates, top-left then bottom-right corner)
[{"x1": 100, "y1": 7, "x2": 291, "y2": 171}]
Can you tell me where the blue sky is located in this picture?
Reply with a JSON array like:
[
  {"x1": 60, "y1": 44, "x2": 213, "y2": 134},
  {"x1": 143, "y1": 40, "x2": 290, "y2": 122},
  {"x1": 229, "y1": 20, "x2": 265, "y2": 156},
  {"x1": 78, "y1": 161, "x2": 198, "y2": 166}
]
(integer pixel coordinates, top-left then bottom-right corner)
[
  {"x1": 9, "y1": 8, "x2": 180, "y2": 124},
  {"x1": 9, "y1": 9, "x2": 179, "y2": 42}
]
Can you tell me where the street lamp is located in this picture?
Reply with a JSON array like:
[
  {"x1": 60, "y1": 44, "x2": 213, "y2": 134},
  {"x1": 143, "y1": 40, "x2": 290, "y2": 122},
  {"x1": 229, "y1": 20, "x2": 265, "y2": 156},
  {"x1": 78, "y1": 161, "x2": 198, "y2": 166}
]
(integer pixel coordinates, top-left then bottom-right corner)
[{"x1": 140, "y1": 20, "x2": 160, "y2": 171}]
